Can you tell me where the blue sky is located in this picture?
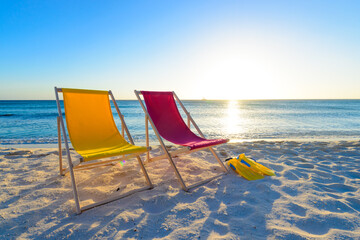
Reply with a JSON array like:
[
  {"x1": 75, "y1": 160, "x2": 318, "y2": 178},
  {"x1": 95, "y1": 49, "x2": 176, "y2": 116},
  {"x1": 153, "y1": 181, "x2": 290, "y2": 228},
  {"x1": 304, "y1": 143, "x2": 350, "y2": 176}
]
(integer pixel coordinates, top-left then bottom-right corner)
[{"x1": 0, "y1": 0, "x2": 359, "y2": 100}]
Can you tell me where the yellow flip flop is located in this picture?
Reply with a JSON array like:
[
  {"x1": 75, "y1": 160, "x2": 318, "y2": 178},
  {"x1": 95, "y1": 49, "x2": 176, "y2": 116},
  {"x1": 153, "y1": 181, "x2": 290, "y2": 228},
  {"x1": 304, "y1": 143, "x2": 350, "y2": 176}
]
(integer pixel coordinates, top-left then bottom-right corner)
[
  {"x1": 227, "y1": 158, "x2": 264, "y2": 181},
  {"x1": 238, "y1": 153, "x2": 275, "y2": 176}
]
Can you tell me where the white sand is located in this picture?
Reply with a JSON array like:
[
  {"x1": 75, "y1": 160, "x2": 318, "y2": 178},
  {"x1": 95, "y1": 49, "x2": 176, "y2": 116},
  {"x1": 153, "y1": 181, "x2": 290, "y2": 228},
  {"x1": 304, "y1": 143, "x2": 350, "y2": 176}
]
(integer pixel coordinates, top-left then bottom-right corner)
[{"x1": 1, "y1": 141, "x2": 359, "y2": 239}]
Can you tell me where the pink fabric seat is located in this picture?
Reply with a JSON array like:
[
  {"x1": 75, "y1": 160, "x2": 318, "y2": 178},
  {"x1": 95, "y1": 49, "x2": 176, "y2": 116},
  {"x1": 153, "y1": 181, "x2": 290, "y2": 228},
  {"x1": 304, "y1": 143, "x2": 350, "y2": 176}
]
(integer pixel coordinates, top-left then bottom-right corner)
[{"x1": 141, "y1": 91, "x2": 229, "y2": 150}]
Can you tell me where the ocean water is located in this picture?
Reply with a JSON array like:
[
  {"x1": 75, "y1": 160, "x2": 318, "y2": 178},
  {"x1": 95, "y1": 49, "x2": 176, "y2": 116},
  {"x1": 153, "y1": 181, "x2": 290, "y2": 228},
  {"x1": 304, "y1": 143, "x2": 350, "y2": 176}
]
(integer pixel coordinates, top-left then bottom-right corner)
[{"x1": 0, "y1": 99, "x2": 359, "y2": 146}]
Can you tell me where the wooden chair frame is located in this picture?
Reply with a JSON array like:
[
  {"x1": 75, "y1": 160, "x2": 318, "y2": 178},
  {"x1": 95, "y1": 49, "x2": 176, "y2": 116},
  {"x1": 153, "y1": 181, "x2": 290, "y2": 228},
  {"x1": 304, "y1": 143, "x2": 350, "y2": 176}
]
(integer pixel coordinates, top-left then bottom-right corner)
[
  {"x1": 55, "y1": 87, "x2": 153, "y2": 214},
  {"x1": 135, "y1": 90, "x2": 228, "y2": 192}
]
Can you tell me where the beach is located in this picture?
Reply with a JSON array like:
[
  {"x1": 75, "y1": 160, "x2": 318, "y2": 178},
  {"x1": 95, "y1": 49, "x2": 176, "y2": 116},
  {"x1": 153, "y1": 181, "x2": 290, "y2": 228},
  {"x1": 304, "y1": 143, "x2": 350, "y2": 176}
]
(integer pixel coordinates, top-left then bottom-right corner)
[
  {"x1": 2, "y1": 0, "x2": 360, "y2": 239},
  {"x1": 1, "y1": 140, "x2": 359, "y2": 239}
]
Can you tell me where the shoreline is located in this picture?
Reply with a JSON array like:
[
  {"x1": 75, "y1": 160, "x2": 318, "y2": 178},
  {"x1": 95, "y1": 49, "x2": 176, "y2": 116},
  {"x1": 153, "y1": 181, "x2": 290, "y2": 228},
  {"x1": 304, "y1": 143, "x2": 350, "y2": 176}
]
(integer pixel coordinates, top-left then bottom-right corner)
[{"x1": 1, "y1": 137, "x2": 359, "y2": 149}]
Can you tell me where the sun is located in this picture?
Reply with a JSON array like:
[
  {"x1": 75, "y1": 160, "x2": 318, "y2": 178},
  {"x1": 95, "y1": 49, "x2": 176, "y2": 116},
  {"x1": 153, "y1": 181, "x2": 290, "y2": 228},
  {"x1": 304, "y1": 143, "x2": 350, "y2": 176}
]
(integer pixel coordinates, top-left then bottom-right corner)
[
  {"x1": 195, "y1": 59, "x2": 277, "y2": 100},
  {"x1": 193, "y1": 43, "x2": 280, "y2": 100}
]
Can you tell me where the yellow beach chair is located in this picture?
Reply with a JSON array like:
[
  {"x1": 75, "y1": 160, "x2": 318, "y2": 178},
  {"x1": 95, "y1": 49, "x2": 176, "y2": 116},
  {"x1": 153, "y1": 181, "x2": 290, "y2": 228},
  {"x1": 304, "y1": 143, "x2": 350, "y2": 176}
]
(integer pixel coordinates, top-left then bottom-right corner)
[{"x1": 55, "y1": 87, "x2": 153, "y2": 214}]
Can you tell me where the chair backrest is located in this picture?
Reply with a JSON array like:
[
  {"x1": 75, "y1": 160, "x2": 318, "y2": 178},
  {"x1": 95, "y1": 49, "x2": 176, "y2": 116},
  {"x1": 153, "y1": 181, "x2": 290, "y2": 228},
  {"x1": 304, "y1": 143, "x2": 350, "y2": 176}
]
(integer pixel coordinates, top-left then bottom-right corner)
[
  {"x1": 141, "y1": 91, "x2": 206, "y2": 146},
  {"x1": 62, "y1": 88, "x2": 127, "y2": 152}
]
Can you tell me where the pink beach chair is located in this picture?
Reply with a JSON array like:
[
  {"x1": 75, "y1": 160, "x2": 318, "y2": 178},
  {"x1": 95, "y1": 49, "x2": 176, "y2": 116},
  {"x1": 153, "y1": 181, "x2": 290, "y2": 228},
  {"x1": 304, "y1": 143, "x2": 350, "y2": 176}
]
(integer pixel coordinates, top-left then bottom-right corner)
[{"x1": 135, "y1": 90, "x2": 229, "y2": 191}]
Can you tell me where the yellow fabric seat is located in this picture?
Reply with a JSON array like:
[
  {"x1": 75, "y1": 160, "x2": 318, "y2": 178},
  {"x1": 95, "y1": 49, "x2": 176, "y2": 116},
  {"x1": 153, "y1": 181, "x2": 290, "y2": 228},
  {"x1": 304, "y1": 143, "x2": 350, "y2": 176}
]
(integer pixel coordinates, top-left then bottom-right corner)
[
  {"x1": 62, "y1": 88, "x2": 147, "y2": 161},
  {"x1": 77, "y1": 142, "x2": 147, "y2": 161}
]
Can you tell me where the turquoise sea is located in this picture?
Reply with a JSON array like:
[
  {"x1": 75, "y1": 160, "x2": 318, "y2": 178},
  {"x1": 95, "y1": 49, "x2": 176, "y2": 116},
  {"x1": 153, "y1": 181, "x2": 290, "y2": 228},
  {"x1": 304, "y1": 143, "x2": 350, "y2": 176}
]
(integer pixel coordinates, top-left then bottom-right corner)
[{"x1": 0, "y1": 100, "x2": 359, "y2": 146}]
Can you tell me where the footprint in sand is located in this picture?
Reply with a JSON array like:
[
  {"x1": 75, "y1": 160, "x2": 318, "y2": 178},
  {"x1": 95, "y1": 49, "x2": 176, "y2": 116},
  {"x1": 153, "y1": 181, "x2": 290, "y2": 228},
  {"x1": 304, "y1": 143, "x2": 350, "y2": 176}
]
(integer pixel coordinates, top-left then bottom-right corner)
[
  {"x1": 293, "y1": 156, "x2": 308, "y2": 162},
  {"x1": 314, "y1": 198, "x2": 354, "y2": 213},
  {"x1": 172, "y1": 205, "x2": 207, "y2": 224},
  {"x1": 310, "y1": 170, "x2": 345, "y2": 184},
  {"x1": 295, "y1": 163, "x2": 314, "y2": 169},
  {"x1": 283, "y1": 170, "x2": 299, "y2": 180},
  {"x1": 344, "y1": 171, "x2": 360, "y2": 179},
  {"x1": 288, "y1": 202, "x2": 307, "y2": 217},
  {"x1": 283, "y1": 160, "x2": 294, "y2": 166},
  {"x1": 345, "y1": 197, "x2": 360, "y2": 212},
  {"x1": 295, "y1": 215, "x2": 356, "y2": 235},
  {"x1": 226, "y1": 203, "x2": 255, "y2": 219},
  {"x1": 28, "y1": 153, "x2": 51, "y2": 158},
  {"x1": 313, "y1": 183, "x2": 357, "y2": 193},
  {"x1": 4, "y1": 150, "x2": 32, "y2": 159},
  {"x1": 284, "y1": 169, "x2": 309, "y2": 180},
  {"x1": 273, "y1": 232, "x2": 308, "y2": 240},
  {"x1": 200, "y1": 218, "x2": 229, "y2": 236},
  {"x1": 141, "y1": 195, "x2": 177, "y2": 214},
  {"x1": 281, "y1": 186, "x2": 298, "y2": 197},
  {"x1": 268, "y1": 164, "x2": 284, "y2": 172}
]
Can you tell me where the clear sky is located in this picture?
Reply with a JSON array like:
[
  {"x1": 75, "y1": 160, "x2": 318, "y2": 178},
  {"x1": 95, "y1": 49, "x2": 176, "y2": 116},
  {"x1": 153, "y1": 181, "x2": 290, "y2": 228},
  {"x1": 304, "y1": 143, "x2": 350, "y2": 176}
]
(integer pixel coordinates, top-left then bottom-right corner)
[{"x1": 0, "y1": 0, "x2": 359, "y2": 100}]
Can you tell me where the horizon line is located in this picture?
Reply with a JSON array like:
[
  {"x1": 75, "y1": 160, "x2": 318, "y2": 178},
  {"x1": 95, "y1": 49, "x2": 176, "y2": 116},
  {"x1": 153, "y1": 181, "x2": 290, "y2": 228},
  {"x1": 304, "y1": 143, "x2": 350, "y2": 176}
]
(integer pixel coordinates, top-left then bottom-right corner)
[{"x1": 1, "y1": 98, "x2": 360, "y2": 101}]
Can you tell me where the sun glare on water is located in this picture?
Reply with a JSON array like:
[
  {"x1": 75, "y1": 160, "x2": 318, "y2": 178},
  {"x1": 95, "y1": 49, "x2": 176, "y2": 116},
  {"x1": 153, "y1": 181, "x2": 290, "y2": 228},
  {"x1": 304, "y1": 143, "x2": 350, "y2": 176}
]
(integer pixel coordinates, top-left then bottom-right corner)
[{"x1": 225, "y1": 100, "x2": 244, "y2": 135}]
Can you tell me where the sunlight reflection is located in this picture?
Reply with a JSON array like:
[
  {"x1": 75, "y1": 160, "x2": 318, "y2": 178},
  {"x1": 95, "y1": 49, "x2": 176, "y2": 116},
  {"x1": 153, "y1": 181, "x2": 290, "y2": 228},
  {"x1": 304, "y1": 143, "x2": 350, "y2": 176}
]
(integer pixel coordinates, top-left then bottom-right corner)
[{"x1": 225, "y1": 100, "x2": 243, "y2": 135}]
